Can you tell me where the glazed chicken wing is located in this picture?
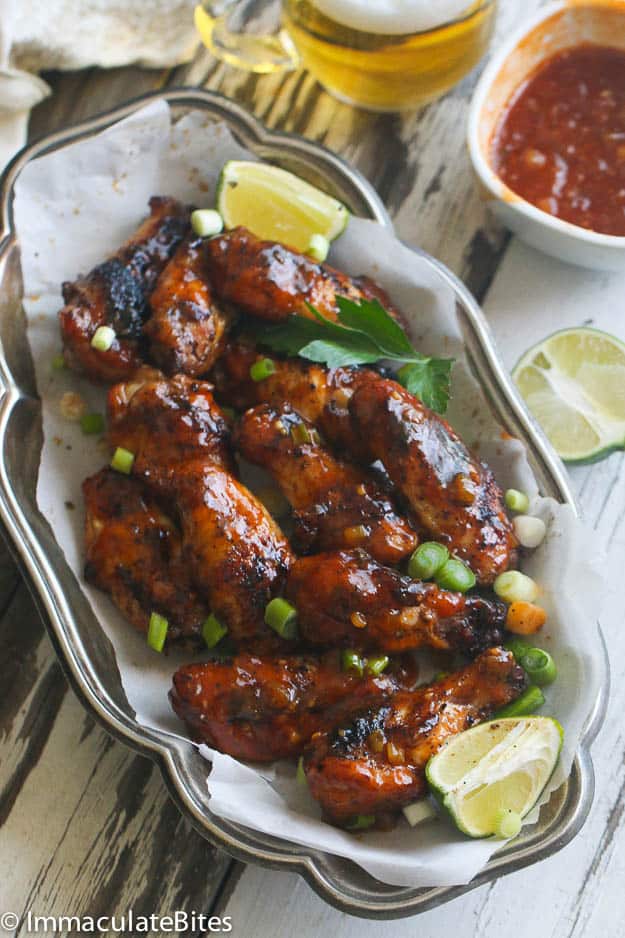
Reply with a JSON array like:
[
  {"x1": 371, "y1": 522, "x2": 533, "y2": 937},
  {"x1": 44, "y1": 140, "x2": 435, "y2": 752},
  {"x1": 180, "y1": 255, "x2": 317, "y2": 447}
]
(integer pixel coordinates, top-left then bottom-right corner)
[
  {"x1": 108, "y1": 371, "x2": 294, "y2": 641},
  {"x1": 173, "y1": 461, "x2": 294, "y2": 641},
  {"x1": 205, "y1": 226, "x2": 400, "y2": 323},
  {"x1": 350, "y1": 375, "x2": 516, "y2": 584},
  {"x1": 304, "y1": 647, "x2": 527, "y2": 826},
  {"x1": 235, "y1": 404, "x2": 417, "y2": 564},
  {"x1": 143, "y1": 236, "x2": 231, "y2": 376},
  {"x1": 170, "y1": 652, "x2": 413, "y2": 762},
  {"x1": 287, "y1": 550, "x2": 506, "y2": 654},
  {"x1": 212, "y1": 339, "x2": 370, "y2": 454},
  {"x1": 59, "y1": 197, "x2": 189, "y2": 383},
  {"x1": 108, "y1": 367, "x2": 232, "y2": 474},
  {"x1": 83, "y1": 468, "x2": 208, "y2": 645}
]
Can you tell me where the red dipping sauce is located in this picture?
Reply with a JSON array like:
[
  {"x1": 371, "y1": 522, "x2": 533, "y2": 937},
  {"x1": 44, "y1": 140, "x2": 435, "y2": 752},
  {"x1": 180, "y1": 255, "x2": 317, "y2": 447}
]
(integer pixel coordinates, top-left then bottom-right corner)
[{"x1": 493, "y1": 44, "x2": 625, "y2": 237}]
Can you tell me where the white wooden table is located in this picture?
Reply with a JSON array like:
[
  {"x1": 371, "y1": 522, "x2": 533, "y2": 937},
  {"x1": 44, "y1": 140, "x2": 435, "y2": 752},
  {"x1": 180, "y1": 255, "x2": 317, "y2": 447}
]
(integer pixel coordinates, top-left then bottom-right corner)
[{"x1": 2, "y1": 1, "x2": 624, "y2": 934}]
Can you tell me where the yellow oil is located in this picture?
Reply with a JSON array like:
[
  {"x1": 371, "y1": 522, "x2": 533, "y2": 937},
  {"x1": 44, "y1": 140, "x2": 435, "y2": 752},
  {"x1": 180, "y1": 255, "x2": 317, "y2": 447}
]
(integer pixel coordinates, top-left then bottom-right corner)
[{"x1": 282, "y1": 0, "x2": 497, "y2": 111}]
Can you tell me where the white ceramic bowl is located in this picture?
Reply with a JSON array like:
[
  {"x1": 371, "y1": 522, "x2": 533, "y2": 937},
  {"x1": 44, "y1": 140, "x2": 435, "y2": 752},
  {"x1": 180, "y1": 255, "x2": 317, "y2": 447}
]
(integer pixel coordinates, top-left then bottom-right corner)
[{"x1": 468, "y1": 0, "x2": 625, "y2": 272}]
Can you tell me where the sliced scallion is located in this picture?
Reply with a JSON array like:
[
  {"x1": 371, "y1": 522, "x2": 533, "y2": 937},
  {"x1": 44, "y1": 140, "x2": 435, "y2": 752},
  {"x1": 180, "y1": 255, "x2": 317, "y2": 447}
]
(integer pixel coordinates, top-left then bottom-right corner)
[
  {"x1": 80, "y1": 412, "x2": 105, "y2": 435},
  {"x1": 191, "y1": 208, "x2": 224, "y2": 238},
  {"x1": 90, "y1": 325, "x2": 116, "y2": 352},
  {"x1": 250, "y1": 358, "x2": 276, "y2": 382},
  {"x1": 147, "y1": 612, "x2": 168, "y2": 652},
  {"x1": 345, "y1": 814, "x2": 376, "y2": 831},
  {"x1": 202, "y1": 613, "x2": 228, "y2": 649},
  {"x1": 264, "y1": 597, "x2": 298, "y2": 639},
  {"x1": 366, "y1": 654, "x2": 389, "y2": 676},
  {"x1": 110, "y1": 446, "x2": 135, "y2": 475},
  {"x1": 341, "y1": 649, "x2": 364, "y2": 676}
]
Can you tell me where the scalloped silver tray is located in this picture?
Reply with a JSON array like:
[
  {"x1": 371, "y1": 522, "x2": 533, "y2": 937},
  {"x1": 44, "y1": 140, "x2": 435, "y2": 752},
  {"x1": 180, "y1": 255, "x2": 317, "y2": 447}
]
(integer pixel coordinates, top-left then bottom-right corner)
[{"x1": 0, "y1": 88, "x2": 608, "y2": 919}]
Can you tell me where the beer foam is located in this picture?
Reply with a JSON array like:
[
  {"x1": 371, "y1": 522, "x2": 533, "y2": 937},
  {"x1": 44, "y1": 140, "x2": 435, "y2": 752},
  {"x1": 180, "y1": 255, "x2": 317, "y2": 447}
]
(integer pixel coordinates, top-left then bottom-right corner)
[{"x1": 312, "y1": 0, "x2": 474, "y2": 35}]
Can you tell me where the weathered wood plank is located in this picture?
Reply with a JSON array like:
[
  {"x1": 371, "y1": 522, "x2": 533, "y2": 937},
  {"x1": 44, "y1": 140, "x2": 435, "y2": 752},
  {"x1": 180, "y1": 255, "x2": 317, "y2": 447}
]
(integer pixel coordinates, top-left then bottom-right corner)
[{"x1": 0, "y1": 581, "x2": 234, "y2": 934}]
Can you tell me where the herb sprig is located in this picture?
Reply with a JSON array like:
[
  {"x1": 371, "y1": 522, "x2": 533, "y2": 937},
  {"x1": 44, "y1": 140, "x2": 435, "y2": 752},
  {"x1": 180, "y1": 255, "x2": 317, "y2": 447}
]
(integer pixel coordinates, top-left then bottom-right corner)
[{"x1": 247, "y1": 296, "x2": 454, "y2": 413}]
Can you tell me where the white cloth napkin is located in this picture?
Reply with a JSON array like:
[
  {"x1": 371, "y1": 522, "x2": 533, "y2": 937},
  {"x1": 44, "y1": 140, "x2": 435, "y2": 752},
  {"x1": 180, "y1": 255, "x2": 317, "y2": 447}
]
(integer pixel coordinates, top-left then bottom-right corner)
[{"x1": 0, "y1": 0, "x2": 199, "y2": 171}]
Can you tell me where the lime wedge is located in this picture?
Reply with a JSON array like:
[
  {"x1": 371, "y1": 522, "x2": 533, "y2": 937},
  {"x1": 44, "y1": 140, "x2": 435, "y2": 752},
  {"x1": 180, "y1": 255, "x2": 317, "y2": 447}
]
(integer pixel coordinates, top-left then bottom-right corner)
[
  {"x1": 426, "y1": 717, "x2": 563, "y2": 839},
  {"x1": 216, "y1": 160, "x2": 349, "y2": 253},
  {"x1": 512, "y1": 327, "x2": 625, "y2": 464}
]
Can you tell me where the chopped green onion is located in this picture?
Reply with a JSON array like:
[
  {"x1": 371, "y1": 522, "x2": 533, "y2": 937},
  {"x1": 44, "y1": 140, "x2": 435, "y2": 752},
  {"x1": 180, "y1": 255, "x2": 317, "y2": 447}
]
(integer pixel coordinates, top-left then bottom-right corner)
[
  {"x1": 342, "y1": 649, "x2": 364, "y2": 676},
  {"x1": 147, "y1": 612, "x2": 168, "y2": 652},
  {"x1": 250, "y1": 358, "x2": 276, "y2": 382},
  {"x1": 519, "y1": 648, "x2": 557, "y2": 686},
  {"x1": 290, "y1": 422, "x2": 320, "y2": 446},
  {"x1": 306, "y1": 233, "x2": 330, "y2": 262},
  {"x1": 366, "y1": 654, "x2": 389, "y2": 676},
  {"x1": 51, "y1": 352, "x2": 66, "y2": 370},
  {"x1": 264, "y1": 597, "x2": 298, "y2": 639},
  {"x1": 494, "y1": 570, "x2": 538, "y2": 603},
  {"x1": 296, "y1": 755, "x2": 307, "y2": 786},
  {"x1": 505, "y1": 489, "x2": 530, "y2": 513},
  {"x1": 90, "y1": 325, "x2": 116, "y2": 352},
  {"x1": 504, "y1": 638, "x2": 533, "y2": 661},
  {"x1": 494, "y1": 808, "x2": 522, "y2": 839},
  {"x1": 496, "y1": 685, "x2": 545, "y2": 718},
  {"x1": 403, "y1": 799, "x2": 438, "y2": 827},
  {"x1": 80, "y1": 412, "x2": 105, "y2": 435},
  {"x1": 433, "y1": 670, "x2": 449, "y2": 682},
  {"x1": 191, "y1": 208, "x2": 224, "y2": 237},
  {"x1": 408, "y1": 542, "x2": 449, "y2": 580},
  {"x1": 345, "y1": 814, "x2": 376, "y2": 831},
  {"x1": 435, "y1": 558, "x2": 476, "y2": 593},
  {"x1": 513, "y1": 514, "x2": 547, "y2": 548},
  {"x1": 202, "y1": 613, "x2": 228, "y2": 649},
  {"x1": 110, "y1": 446, "x2": 135, "y2": 475}
]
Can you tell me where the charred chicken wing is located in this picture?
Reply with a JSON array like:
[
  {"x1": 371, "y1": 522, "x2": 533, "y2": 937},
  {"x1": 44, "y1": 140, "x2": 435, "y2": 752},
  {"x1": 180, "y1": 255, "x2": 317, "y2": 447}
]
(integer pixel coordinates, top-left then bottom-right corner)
[
  {"x1": 350, "y1": 375, "x2": 516, "y2": 584},
  {"x1": 170, "y1": 651, "x2": 411, "y2": 762},
  {"x1": 287, "y1": 550, "x2": 506, "y2": 654},
  {"x1": 205, "y1": 226, "x2": 400, "y2": 323},
  {"x1": 143, "y1": 236, "x2": 231, "y2": 376},
  {"x1": 235, "y1": 404, "x2": 417, "y2": 564},
  {"x1": 59, "y1": 197, "x2": 189, "y2": 383},
  {"x1": 304, "y1": 647, "x2": 527, "y2": 825},
  {"x1": 83, "y1": 468, "x2": 208, "y2": 645}
]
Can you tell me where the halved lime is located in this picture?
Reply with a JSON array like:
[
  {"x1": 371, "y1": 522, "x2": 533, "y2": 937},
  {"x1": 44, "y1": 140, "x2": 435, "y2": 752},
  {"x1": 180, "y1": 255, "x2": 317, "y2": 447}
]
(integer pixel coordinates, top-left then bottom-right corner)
[
  {"x1": 512, "y1": 327, "x2": 625, "y2": 464},
  {"x1": 426, "y1": 717, "x2": 563, "y2": 839},
  {"x1": 216, "y1": 160, "x2": 349, "y2": 253}
]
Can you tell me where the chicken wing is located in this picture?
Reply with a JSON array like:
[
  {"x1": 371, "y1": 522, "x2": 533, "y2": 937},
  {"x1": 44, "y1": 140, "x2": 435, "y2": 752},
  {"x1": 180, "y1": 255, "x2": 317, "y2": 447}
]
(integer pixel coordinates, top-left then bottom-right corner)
[
  {"x1": 108, "y1": 371, "x2": 294, "y2": 641},
  {"x1": 235, "y1": 404, "x2": 417, "y2": 564},
  {"x1": 286, "y1": 550, "x2": 506, "y2": 654},
  {"x1": 170, "y1": 651, "x2": 415, "y2": 762},
  {"x1": 173, "y1": 461, "x2": 294, "y2": 641},
  {"x1": 107, "y1": 367, "x2": 233, "y2": 475},
  {"x1": 59, "y1": 197, "x2": 189, "y2": 383},
  {"x1": 83, "y1": 467, "x2": 208, "y2": 645},
  {"x1": 143, "y1": 236, "x2": 231, "y2": 376},
  {"x1": 212, "y1": 339, "x2": 370, "y2": 455},
  {"x1": 349, "y1": 375, "x2": 516, "y2": 584},
  {"x1": 304, "y1": 647, "x2": 527, "y2": 826},
  {"x1": 205, "y1": 226, "x2": 400, "y2": 323}
]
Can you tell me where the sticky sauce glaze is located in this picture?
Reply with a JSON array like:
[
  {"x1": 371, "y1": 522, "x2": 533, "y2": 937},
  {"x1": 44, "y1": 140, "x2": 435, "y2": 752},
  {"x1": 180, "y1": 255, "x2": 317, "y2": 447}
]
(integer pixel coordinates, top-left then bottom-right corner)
[{"x1": 493, "y1": 44, "x2": 625, "y2": 236}]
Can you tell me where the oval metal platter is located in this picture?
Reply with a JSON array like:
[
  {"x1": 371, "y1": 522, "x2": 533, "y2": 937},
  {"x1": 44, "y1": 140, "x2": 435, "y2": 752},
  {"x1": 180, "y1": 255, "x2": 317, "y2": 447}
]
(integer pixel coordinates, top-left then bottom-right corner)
[{"x1": 0, "y1": 88, "x2": 608, "y2": 919}]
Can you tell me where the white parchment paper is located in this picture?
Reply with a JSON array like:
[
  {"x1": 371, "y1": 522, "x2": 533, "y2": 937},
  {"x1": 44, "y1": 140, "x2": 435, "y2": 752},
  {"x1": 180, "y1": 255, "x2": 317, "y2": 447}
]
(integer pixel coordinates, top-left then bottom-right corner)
[{"x1": 14, "y1": 102, "x2": 605, "y2": 887}]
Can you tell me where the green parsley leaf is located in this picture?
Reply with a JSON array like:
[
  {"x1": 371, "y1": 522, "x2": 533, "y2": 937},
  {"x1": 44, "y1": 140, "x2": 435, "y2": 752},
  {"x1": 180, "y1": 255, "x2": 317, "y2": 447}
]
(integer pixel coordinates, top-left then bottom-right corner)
[
  {"x1": 298, "y1": 339, "x2": 381, "y2": 369},
  {"x1": 396, "y1": 359, "x2": 454, "y2": 413},
  {"x1": 245, "y1": 296, "x2": 454, "y2": 413},
  {"x1": 335, "y1": 296, "x2": 414, "y2": 357}
]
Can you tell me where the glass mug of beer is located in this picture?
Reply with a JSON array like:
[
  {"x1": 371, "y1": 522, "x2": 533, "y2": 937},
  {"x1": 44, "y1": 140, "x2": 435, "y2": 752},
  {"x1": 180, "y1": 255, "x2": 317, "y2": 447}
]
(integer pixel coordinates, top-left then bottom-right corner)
[{"x1": 195, "y1": 0, "x2": 497, "y2": 112}]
